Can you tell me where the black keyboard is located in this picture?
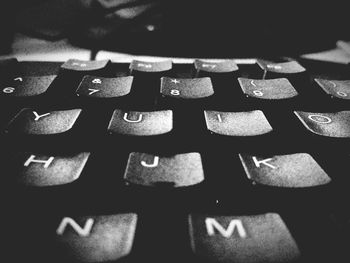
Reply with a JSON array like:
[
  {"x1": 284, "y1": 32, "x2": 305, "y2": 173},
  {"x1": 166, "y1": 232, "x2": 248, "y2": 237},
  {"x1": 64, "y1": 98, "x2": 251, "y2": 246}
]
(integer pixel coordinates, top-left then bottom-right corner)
[{"x1": 2, "y1": 53, "x2": 350, "y2": 263}]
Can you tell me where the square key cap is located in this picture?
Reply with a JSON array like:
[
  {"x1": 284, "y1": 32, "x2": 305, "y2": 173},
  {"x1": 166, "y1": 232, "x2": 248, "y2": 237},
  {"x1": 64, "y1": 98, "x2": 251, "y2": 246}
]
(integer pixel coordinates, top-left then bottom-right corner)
[
  {"x1": 10, "y1": 151, "x2": 90, "y2": 186},
  {"x1": 204, "y1": 110, "x2": 273, "y2": 136},
  {"x1": 160, "y1": 77, "x2": 214, "y2": 99},
  {"x1": 256, "y1": 60, "x2": 306, "y2": 86},
  {"x1": 124, "y1": 152, "x2": 204, "y2": 187},
  {"x1": 61, "y1": 59, "x2": 109, "y2": 72},
  {"x1": 189, "y1": 213, "x2": 300, "y2": 263},
  {"x1": 55, "y1": 214, "x2": 137, "y2": 262},
  {"x1": 129, "y1": 59, "x2": 172, "y2": 73},
  {"x1": 5, "y1": 108, "x2": 82, "y2": 135},
  {"x1": 1, "y1": 75, "x2": 56, "y2": 97},
  {"x1": 294, "y1": 111, "x2": 350, "y2": 138},
  {"x1": 76, "y1": 75, "x2": 132, "y2": 98},
  {"x1": 239, "y1": 153, "x2": 331, "y2": 188},
  {"x1": 194, "y1": 59, "x2": 239, "y2": 73},
  {"x1": 315, "y1": 79, "x2": 350, "y2": 100},
  {"x1": 107, "y1": 109, "x2": 173, "y2": 136},
  {"x1": 257, "y1": 60, "x2": 306, "y2": 75},
  {"x1": 238, "y1": 78, "x2": 298, "y2": 99}
]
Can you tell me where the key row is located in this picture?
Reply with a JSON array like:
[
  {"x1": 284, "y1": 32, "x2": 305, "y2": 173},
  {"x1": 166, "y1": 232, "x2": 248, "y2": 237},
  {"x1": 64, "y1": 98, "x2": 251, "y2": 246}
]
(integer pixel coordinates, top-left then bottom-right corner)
[
  {"x1": 10, "y1": 151, "x2": 331, "y2": 188},
  {"x1": 61, "y1": 58, "x2": 305, "y2": 75},
  {"x1": 2, "y1": 74, "x2": 350, "y2": 100},
  {"x1": 22, "y1": 212, "x2": 300, "y2": 263},
  {"x1": 4, "y1": 108, "x2": 350, "y2": 138},
  {"x1": 0, "y1": 57, "x2": 306, "y2": 80}
]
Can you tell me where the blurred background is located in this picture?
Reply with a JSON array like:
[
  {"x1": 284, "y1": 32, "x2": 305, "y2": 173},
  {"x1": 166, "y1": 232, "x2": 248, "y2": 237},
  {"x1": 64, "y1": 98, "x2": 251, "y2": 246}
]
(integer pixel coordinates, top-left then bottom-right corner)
[{"x1": 1, "y1": 0, "x2": 349, "y2": 57}]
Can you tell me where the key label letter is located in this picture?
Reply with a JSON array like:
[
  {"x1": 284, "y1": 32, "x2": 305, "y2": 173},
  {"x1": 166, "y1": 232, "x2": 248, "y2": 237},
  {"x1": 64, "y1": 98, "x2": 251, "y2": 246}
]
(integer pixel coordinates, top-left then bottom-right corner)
[
  {"x1": 3, "y1": 87, "x2": 15, "y2": 93},
  {"x1": 202, "y1": 64, "x2": 216, "y2": 69},
  {"x1": 206, "y1": 218, "x2": 247, "y2": 238},
  {"x1": 252, "y1": 156, "x2": 276, "y2": 169},
  {"x1": 24, "y1": 155, "x2": 54, "y2": 168},
  {"x1": 217, "y1": 114, "x2": 222, "y2": 123},
  {"x1": 72, "y1": 62, "x2": 86, "y2": 67},
  {"x1": 56, "y1": 217, "x2": 94, "y2": 237},
  {"x1": 138, "y1": 63, "x2": 152, "y2": 68},
  {"x1": 123, "y1": 113, "x2": 143, "y2": 123},
  {"x1": 33, "y1": 111, "x2": 51, "y2": 121},
  {"x1": 307, "y1": 114, "x2": 332, "y2": 124},
  {"x1": 141, "y1": 156, "x2": 159, "y2": 168},
  {"x1": 267, "y1": 64, "x2": 282, "y2": 70}
]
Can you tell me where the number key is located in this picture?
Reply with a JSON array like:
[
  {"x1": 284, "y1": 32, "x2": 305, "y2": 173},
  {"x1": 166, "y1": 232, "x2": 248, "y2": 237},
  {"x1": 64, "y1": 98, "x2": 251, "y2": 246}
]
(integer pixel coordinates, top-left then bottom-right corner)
[
  {"x1": 76, "y1": 75, "x2": 133, "y2": 98},
  {"x1": 238, "y1": 78, "x2": 298, "y2": 100},
  {"x1": 1, "y1": 75, "x2": 56, "y2": 97},
  {"x1": 315, "y1": 79, "x2": 350, "y2": 100},
  {"x1": 160, "y1": 77, "x2": 214, "y2": 99}
]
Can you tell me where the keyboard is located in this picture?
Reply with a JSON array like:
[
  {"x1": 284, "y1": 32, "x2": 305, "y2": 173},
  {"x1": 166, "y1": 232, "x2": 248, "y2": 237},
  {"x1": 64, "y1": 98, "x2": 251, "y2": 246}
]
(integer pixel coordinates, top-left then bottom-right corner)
[{"x1": 2, "y1": 48, "x2": 350, "y2": 263}]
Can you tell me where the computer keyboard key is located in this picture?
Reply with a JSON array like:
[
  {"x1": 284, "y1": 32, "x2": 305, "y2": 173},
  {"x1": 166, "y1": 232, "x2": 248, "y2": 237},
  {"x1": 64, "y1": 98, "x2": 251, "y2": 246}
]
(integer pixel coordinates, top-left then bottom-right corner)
[
  {"x1": 12, "y1": 152, "x2": 90, "y2": 186},
  {"x1": 314, "y1": 79, "x2": 350, "y2": 100},
  {"x1": 160, "y1": 77, "x2": 214, "y2": 99},
  {"x1": 189, "y1": 213, "x2": 300, "y2": 263},
  {"x1": 129, "y1": 59, "x2": 172, "y2": 73},
  {"x1": 294, "y1": 111, "x2": 350, "y2": 138},
  {"x1": 204, "y1": 110, "x2": 273, "y2": 136},
  {"x1": 194, "y1": 59, "x2": 239, "y2": 73},
  {"x1": 61, "y1": 59, "x2": 109, "y2": 72},
  {"x1": 1, "y1": 75, "x2": 56, "y2": 97},
  {"x1": 239, "y1": 153, "x2": 331, "y2": 188},
  {"x1": 238, "y1": 78, "x2": 298, "y2": 99},
  {"x1": 257, "y1": 59, "x2": 306, "y2": 75},
  {"x1": 76, "y1": 75, "x2": 133, "y2": 98},
  {"x1": 55, "y1": 213, "x2": 137, "y2": 262},
  {"x1": 6, "y1": 108, "x2": 82, "y2": 135},
  {"x1": 107, "y1": 109, "x2": 173, "y2": 136},
  {"x1": 124, "y1": 152, "x2": 204, "y2": 187}
]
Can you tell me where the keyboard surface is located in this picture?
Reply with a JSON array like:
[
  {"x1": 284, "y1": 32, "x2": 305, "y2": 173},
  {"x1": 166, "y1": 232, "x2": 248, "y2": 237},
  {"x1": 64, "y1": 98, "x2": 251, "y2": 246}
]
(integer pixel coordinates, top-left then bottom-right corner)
[{"x1": 2, "y1": 51, "x2": 350, "y2": 263}]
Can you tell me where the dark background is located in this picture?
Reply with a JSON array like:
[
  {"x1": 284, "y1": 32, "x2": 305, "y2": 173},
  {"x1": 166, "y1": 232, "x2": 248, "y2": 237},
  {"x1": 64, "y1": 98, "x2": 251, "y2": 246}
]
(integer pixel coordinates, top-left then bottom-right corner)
[{"x1": 1, "y1": 0, "x2": 349, "y2": 57}]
